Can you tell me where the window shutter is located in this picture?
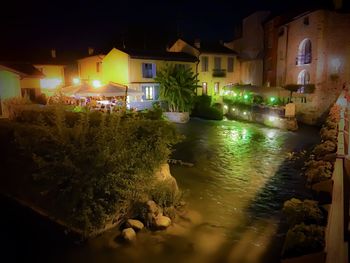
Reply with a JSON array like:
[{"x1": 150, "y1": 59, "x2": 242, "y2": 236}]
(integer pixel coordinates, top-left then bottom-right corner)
[{"x1": 152, "y1": 64, "x2": 156, "y2": 78}]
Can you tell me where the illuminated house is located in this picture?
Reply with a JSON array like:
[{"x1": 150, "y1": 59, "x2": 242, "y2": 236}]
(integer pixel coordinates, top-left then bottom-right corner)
[
  {"x1": 264, "y1": 7, "x2": 350, "y2": 124},
  {"x1": 0, "y1": 62, "x2": 43, "y2": 117},
  {"x1": 167, "y1": 38, "x2": 240, "y2": 96},
  {"x1": 77, "y1": 47, "x2": 197, "y2": 109}
]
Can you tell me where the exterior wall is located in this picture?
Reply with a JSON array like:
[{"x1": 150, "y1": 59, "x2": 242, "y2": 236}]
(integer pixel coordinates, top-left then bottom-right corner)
[
  {"x1": 239, "y1": 59, "x2": 263, "y2": 86},
  {"x1": 77, "y1": 55, "x2": 104, "y2": 82},
  {"x1": 275, "y1": 10, "x2": 350, "y2": 124},
  {"x1": 0, "y1": 70, "x2": 21, "y2": 117},
  {"x1": 34, "y1": 64, "x2": 65, "y2": 95},
  {"x1": 102, "y1": 48, "x2": 129, "y2": 85},
  {"x1": 198, "y1": 53, "x2": 240, "y2": 96}
]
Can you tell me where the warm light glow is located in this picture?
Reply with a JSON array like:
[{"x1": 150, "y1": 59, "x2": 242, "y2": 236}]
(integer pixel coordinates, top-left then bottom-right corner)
[
  {"x1": 40, "y1": 78, "x2": 62, "y2": 89},
  {"x1": 232, "y1": 108, "x2": 236, "y2": 112},
  {"x1": 73, "y1": 78, "x2": 80, "y2": 85},
  {"x1": 243, "y1": 111, "x2": 247, "y2": 115},
  {"x1": 224, "y1": 105, "x2": 228, "y2": 110},
  {"x1": 233, "y1": 92, "x2": 237, "y2": 97},
  {"x1": 92, "y1": 80, "x2": 101, "y2": 88},
  {"x1": 270, "y1": 97, "x2": 276, "y2": 103},
  {"x1": 268, "y1": 116, "x2": 276, "y2": 122},
  {"x1": 243, "y1": 94, "x2": 249, "y2": 99}
]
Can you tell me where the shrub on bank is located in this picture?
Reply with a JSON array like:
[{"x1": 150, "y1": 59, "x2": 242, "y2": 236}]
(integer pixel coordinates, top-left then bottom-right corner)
[
  {"x1": 14, "y1": 107, "x2": 182, "y2": 233},
  {"x1": 282, "y1": 198, "x2": 324, "y2": 227},
  {"x1": 283, "y1": 223, "x2": 325, "y2": 258},
  {"x1": 191, "y1": 96, "x2": 223, "y2": 120}
]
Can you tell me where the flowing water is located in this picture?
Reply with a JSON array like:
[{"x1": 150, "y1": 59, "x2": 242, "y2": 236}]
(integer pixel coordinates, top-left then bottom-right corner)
[{"x1": 2, "y1": 119, "x2": 320, "y2": 263}]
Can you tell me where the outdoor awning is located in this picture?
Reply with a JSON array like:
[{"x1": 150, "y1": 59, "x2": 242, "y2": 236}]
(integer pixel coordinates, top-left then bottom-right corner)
[{"x1": 61, "y1": 82, "x2": 143, "y2": 97}]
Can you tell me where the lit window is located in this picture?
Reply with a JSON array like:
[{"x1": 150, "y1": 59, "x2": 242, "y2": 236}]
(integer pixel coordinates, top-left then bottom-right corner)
[
  {"x1": 201, "y1": 56, "x2": 209, "y2": 72},
  {"x1": 227, "y1": 57, "x2": 234, "y2": 72},
  {"x1": 214, "y1": 82, "x2": 220, "y2": 95},
  {"x1": 297, "y1": 70, "x2": 310, "y2": 93},
  {"x1": 142, "y1": 63, "x2": 156, "y2": 78},
  {"x1": 297, "y1": 39, "x2": 312, "y2": 65},
  {"x1": 202, "y1": 82, "x2": 208, "y2": 95},
  {"x1": 144, "y1": 86, "x2": 154, "y2": 100}
]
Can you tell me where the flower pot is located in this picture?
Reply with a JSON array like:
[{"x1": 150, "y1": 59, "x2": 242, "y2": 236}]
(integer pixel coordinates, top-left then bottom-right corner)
[{"x1": 164, "y1": 112, "x2": 190, "y2": 123}]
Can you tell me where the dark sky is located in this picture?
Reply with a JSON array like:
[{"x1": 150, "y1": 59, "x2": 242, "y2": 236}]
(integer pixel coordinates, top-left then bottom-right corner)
[{"x1": 0, "y1": 0, "x2": 335, "y2": 55}]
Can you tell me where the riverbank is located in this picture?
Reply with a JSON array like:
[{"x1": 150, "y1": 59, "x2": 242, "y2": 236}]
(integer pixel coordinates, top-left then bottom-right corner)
[{"x1": 1, "y1": 119, "x2": 320, "y2": 263}]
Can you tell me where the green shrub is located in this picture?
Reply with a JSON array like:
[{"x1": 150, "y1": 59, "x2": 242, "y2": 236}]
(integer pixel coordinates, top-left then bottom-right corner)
[
  {"x1": 15, "y1": 107, "x2": 181, "y2": 233},
  {"x1": 283, "y1": 223, "x2": 325, "y2": 258},
  {"x1": 192, "y1": 96, "x2": 223, "y2": 120},
  {"x1": 150, "y1": 181, "x2": 182, "y2": 208},
  {"x1": 282, "y1": 198, "x2": 324, "y2": 226}
]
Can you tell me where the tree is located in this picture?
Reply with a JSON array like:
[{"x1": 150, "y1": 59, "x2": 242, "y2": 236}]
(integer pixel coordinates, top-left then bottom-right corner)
[{"x1": 155, "y1": 64, "x2": 199, "y2": 112}]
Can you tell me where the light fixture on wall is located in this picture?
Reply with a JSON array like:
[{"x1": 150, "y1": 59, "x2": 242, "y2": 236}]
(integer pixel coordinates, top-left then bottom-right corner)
[{"x1": 92, "y1": 80, "x2": 101, "y2": 88}]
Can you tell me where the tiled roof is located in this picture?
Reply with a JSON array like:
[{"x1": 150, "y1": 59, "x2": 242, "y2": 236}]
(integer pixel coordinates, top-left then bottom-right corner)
[
  {"x1": 0, "y1": 62, "x2": 44, "y2": 77},
  {"x1": 122, "y1": 49, "x2": 198, "y2": 62}
]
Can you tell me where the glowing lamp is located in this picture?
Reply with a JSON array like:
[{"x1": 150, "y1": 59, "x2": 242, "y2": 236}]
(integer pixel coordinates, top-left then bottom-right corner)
[
  {"x1": 243, "y1": 94, "x2": 249, "y2": 99},
  {"x1": 73, "y1": 78, "x2": 80, "y2": 85},
  {"x1": 269, "y1": 116, "x2": 276, "y2": 122},
  {"x1": 270, "y1": 97, "x2": 276, "y2": 103},
  {"x1": 92, "y1": 80, "x2": 101, "y2": 88},
  {"x1": 224, "y1": 105, "x2": 228, "y2": 110},
  {"x1": 243, "y1": 111, "x2": 247, "y2": 115},
  {"x1": 233, "y1": 92, "x2": 237, "y2": 97},
  {"x1": 232, "y1": 108, "x2": 236, "y2": 112}
]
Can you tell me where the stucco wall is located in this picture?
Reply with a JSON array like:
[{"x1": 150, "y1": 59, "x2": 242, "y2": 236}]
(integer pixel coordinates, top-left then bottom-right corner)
[
  {"x1": 78, "y1": 55, "x2": 104, "y2": 82},
  {"x1": 102, "y1": 48, "x2": 129, "y2": 85},
  {"x1": 0, "y1": 70, "x2": 21, "y2": 117}
]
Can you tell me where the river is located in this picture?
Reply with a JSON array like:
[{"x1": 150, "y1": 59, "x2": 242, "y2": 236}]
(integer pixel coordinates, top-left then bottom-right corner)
[{"x1": 1, "y1": 118, "x2": 319, "y2": 263}]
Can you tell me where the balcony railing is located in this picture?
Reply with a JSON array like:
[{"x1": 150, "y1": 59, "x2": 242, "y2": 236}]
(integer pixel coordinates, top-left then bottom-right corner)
[
  {"x1": 296, "y1": 54, "x2": 312, "y2": 65},
  {"x1": 212, "y1": 69, "x2": 226, "y2": 77}
]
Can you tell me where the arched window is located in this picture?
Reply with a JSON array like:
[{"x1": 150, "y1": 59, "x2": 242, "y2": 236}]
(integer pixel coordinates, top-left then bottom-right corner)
[
  {"x1": 297, "y1": 39, "x2": 312, "y2": 65},
  {"x1": 297, "y1": 70, "x2": 310, "y2": 93}
]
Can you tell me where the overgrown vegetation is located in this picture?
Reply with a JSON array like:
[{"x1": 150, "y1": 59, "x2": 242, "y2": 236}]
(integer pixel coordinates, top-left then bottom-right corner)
[
  {"x1": 155, "y1": 63, "x2": 199, "y2": 112},
  {"x1": 7, "y1": 105, "x2": 181, "y2": 233},
  {"x1": 191, "y1": 95, "x2": 223, "y2": 120}
]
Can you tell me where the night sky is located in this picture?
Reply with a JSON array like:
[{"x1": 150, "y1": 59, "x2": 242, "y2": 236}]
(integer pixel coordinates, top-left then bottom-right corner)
[{"x1": 0, "y1": 0, "x2": 335, "y2": 56}]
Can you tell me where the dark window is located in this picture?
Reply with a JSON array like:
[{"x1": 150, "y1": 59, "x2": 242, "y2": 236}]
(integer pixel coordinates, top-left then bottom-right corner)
[
  {"x1": 142, "y1": 63, "x2": 156, "y2": 78},
  {"x1": 201, "y1": 56, "x2": 209, "y2": 72},
  {"x1": 227, "y1": 57, "x2": 234, "y2": 72},
  {"x1": 214, "y1": 57, "x2": 221, "y2": 70},
  {"x1": 96, "y1": 62, "x2": 101, "y2": 73}
]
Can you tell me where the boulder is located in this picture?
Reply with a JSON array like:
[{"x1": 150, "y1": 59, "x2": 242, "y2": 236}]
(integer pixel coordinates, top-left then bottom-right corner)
[
  {"x1": 146, "y1": 200, "x2": 161, "y2": 215},
  {"x1": 126, "y1": 219, "x2": 144, "y2": 231},
  {"x1": 121, "y1": 228, "x2": 136, "y2": 242},
  {"x1": 154, "y1": 215, "x2": 171, "y2": 230}
]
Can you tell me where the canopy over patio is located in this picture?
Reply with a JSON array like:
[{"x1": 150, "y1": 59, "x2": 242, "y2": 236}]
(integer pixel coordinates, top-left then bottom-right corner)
[{"x1": 61, "y1": 82, "x2": 143, "y2": 97}]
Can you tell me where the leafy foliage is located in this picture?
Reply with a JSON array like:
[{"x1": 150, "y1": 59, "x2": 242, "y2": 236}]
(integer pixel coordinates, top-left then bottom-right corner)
[
  {"x1": 15, "y1": 107, "x2": 181, "y2": 233},
  {"x1": 283, "y1": 223, "x2": 325, "y2": 258},
  {"x1": 191, "y1": 96, "x2": 223, "y2": 120},
  {"x1": 155, "y1": 63, "x2": 199, "y2": 112},
  {"x1": 283, "y1": 198, "x2": 324, "y2": 227}
]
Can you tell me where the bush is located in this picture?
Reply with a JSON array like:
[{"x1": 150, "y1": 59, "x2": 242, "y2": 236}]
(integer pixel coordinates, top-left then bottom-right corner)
[
  {"x1": 191, "y1": 96, "x2": 223, "y2": 120},
  {"x1": 282, "y1": 198, "x2": 324, "y2": 226},
  {"x1": 283, "y1": 223, "x2": 325, "y2": 258},
  {"x1": 303, "y1": 160, "x2": 333, "y2": 184},
  {"x1": 150, "y1": 181, "x2": 182, "y2": 208},
  {"x1": 320, "y1": 127, "x2": 337, "y2": 142},
  {"x1": 313, "y1": 140, "x2": 337, "y2": 157},
  {"x1": 15, "y1": 107, "x2": 182, "y2": 233}
]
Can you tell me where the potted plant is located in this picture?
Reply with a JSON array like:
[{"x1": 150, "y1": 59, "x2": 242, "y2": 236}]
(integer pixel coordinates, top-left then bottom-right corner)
[{"x1": 155, "y1": 64, "x2": 199, "y2": 123}]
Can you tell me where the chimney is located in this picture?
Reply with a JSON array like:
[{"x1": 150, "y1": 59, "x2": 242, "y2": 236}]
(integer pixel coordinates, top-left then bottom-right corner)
[
  {"x1": 88, "y1": 47, "x2": 94, "y2": 55},
  {"x1": 194, "y1": 38, "x2": 201, "y2": 49},
  {"x1": 333, "y1": 0, "x2": 343, "y2": 9},
  {"x1": 51, "y1": 49, "x2": 56, "y2": 58}
]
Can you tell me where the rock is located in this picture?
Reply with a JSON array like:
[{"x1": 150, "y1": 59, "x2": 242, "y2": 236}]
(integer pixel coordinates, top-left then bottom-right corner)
[
  {"x1": 126, "y1": 219, "x2": 144, "y2": 231},
  {"x1": 154, "y1": 164, "x2": 179, "y2": 193},
  {"x1": 121, "y1": 228, "x2": 136, "y2": 242},
  {"x1": 146, "y1": 200, "x2": 160, "y2": 215},
  {"x1": 154, "y1": 215, "x2": 171, "y2": 230}
]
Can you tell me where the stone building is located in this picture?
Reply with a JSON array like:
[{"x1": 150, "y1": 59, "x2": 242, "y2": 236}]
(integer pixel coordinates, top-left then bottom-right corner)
[{"x1": 264, "y1": 7, "x2": 350, "y2": 124}]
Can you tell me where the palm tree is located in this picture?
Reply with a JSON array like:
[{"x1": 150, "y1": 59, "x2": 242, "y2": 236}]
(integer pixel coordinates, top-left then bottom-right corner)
[{"x1": 155, "y1": 64, "x2": 198, "y2": 112}]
